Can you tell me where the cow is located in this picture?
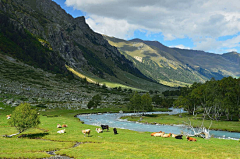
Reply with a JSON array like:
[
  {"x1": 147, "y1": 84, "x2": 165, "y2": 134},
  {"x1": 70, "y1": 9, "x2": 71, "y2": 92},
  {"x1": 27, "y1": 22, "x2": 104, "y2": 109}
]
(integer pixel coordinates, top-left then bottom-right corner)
[
  {"x1": 62, "y1": 124, "x2": 68, "y2": 128},
  {"x1": 175, "y1": 135, "x2": 183, "y2": 139},
  {"x1": 82, "y1": 129, "x2": 91, "y2": 137},
  {"x1": 96, "y1": 128, "x2": 103, "y2": 133},
  {"x1": 57, "y1": 129, "x2": 65, "y2": 134},
  {"x1": 113, "y1": 128, "x2": 118, "y2": 135},
  {"x1": 187, "y1": 136, "x2": 197, "y2": 142},
  {"x1": 57, "y1": 124, "x2": 62, "y2": 128},
  {"x1": 154, "y1": 132, "x2": 165, "y2": 137},
  {"x1": 101, "y1": 125, "x2": 109, "y2": 131},
  {"x1": 6, "y1": 114, "x2": 11, "y2": 119},
  {"x1": 151, "y1": 131, "x2": 162, "y2": 136},
  {"x1": 162, "y1": 133, "x2": 172, "y2": 138}
]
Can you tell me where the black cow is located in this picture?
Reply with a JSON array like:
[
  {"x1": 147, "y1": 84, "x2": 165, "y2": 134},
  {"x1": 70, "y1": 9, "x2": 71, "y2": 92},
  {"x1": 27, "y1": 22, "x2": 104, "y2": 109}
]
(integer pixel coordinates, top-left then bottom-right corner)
[
  {"x1": 101, "y1": 125, "x2": 109, "y2": 131},
  {"x1": 175, "y1": 135, "x2": 183, "y2": 139},
  {"x1": 113, "y1": 128, "x2": 118, "y2": 135}
]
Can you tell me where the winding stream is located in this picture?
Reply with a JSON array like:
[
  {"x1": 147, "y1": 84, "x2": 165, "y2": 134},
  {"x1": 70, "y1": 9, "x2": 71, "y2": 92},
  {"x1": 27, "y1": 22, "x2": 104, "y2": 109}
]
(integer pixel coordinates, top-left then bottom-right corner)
[{"x1": 77, "y1": 109, "x2": 240, "y2": 140}]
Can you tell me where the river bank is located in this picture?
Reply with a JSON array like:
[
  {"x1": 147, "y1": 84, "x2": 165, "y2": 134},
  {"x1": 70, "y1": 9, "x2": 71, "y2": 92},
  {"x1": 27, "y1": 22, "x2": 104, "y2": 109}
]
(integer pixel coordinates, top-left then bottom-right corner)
[{"x1": 120, "y1": 113, "x2": 240, "y2": 133}]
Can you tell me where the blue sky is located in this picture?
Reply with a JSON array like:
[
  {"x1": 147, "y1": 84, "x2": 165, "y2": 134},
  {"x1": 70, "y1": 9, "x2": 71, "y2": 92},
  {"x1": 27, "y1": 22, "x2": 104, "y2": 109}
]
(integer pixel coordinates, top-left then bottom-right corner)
[{"x1": 53, "y1": 0, "x2": 240, "y2": 54}]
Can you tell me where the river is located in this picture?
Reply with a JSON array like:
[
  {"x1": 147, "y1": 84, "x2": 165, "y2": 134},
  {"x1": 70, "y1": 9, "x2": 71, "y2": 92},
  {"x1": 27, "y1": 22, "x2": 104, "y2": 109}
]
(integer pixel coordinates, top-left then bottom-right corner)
[{"x1": 77, "y1": 108, "x2": 240, "y2": 140}]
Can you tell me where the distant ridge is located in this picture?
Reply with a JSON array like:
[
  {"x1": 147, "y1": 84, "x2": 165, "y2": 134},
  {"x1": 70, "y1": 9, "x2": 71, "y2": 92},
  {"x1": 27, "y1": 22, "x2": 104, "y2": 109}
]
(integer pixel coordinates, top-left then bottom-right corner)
[{"x1": 105, "y1": 36, "x2": 240, "y2": 87}]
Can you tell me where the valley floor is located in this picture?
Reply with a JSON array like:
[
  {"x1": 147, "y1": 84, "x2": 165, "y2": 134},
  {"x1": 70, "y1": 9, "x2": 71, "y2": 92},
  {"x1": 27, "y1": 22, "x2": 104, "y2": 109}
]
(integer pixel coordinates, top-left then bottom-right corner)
[{"x1": 1, "y1": 103, "x2": 240, "y2": 159}]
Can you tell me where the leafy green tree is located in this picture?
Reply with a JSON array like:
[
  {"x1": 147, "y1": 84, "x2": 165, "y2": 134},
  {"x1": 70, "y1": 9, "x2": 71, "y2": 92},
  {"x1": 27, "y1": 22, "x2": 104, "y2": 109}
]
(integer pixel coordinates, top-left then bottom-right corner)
[
  {"x1": 128, "y1": 91, "x2": 141, "y2": 113},
  {"x1": 92, "y1": 94, "x2": 101, "y2": 107},
  {"x1": 152, "y1": 94, "x2": 162, "y2": 106},
  {"x1": 87, "y1": 100, "x2": 95, "y2": 109},
  {"x1": 8, "y1": 103, "x2": 40, "y2": 133},
  {"x1": 141, "y1": 93, "x2": 152, "y2": 111}
]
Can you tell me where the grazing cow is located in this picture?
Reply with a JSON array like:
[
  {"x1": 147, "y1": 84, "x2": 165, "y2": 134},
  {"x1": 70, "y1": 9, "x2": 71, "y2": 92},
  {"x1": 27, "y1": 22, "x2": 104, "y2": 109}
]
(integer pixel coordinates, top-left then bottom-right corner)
[
  {"x1": 6, "y1": 114, "x2": 11, "y2": 119},
  {"x1": 57, "y1": 129, "x2": 65, "y2": 134},
  {"x1": 82, "y1": 129, "x2": 91, "y2": 137},
  {"x1": 162, "y1": 133, "x2": 172, "y2": 138},
  {"x1": 101, "y1": 125, "x2": 109, "y2": 131},
  {"x1": 96, "y1": 128, "x2": 103, "y2": 133},
  {"x1": 113, "y1": 128, "x2": 118, "y2": 135},
  {"x1": 154, "y1": 132, "x2": 165, "y2": 137},
  {"x1": 175, "y1": 135, "x2": 183, "y2": 139},
  {"x1": 57, "y1": 124, "x2": 62, "y2": 128},
  {"x1": 187, "y1": 136, "x2": 197, "y2": 142},
  {"x1": 62, "y1": 124, "x2": 68, "y2": 128}
]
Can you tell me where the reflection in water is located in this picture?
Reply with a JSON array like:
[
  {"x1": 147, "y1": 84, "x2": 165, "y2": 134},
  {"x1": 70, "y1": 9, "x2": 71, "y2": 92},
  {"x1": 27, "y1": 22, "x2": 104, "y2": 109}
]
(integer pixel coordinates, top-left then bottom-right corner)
[{"x1": 77, "y1": 109, "x2": 240, "y2": 140}]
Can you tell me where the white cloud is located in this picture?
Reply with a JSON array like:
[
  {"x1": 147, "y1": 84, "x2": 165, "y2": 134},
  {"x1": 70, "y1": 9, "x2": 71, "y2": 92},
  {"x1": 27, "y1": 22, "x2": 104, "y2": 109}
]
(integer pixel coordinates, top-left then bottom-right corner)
[
  {"x1": 170, "y1": 45, "x2": 191, "y2": 50},
  {"x1": 65, "y1": 0, "x2": 240, "y2": 52}
]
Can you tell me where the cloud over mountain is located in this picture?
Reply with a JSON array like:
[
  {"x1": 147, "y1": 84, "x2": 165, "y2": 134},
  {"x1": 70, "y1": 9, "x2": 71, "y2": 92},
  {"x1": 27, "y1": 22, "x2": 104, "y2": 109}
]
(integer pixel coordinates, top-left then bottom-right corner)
[{"x1": 65, "y1": 0, "x2": 240, "y2": 53}]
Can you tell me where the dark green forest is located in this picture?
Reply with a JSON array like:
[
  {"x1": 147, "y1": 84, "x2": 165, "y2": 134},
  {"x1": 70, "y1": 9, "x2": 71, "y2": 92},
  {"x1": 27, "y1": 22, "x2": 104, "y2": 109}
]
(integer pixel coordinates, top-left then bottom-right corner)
[{"x1": 173, "y1": 77, "x2": 240, "y2": 121}]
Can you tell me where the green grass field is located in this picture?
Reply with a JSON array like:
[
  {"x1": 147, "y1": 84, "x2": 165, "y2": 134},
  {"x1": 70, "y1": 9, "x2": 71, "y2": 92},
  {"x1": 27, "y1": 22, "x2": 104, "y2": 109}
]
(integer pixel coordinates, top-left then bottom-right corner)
[{"x1": 1, "y1": 103, "x2": 240, "y2": 159}]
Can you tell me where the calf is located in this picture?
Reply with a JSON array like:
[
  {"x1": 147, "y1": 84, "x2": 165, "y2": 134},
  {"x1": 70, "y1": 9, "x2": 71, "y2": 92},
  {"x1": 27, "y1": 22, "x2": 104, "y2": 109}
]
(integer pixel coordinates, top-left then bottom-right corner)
[
  {"x1": 175, "y1": 135, "x2": 183, "y2": 139},
  {"x1": 82, "y1": 129, "x2": 91, "y2": 137},
  {"x1": 101, "y1": 125, "x2": 109, "y2": 131},
  {"x1": 96, "y1": 128, "x2": 103, "y2": 133},
  {"x1": 113, "y1": 128, "x2": 118, "y2": 135},
  {"x1": 187, "y1": 136, "x2": 197, "y2": 142}
]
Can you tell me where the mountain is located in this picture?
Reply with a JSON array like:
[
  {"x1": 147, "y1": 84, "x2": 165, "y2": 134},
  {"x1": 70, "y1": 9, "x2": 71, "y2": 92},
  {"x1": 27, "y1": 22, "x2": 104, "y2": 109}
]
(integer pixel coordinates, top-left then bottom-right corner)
[
  {"x1": 104, "y1": 36, "x2": 240, "y2": 87},
  {"x1": 0, "y1": 0, "x2": 171, "y2": 91}
]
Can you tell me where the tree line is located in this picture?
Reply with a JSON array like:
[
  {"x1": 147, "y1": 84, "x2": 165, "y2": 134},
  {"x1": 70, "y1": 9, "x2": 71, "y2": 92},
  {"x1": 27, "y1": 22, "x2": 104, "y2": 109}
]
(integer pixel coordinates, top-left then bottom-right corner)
[{"x1": 174, "y1": 77, "x2": 240, "y2": 121}]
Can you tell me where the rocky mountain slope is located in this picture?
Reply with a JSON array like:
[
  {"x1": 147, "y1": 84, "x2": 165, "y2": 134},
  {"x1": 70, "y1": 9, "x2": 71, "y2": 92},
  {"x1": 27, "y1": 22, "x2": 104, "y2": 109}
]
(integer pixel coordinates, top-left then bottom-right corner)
[
  {"x1": 0, "y1": 0, "x2": 170, "y2": 91},
  {"x1": 104, "y1": 36, "x2": 240, "y2": 87}
]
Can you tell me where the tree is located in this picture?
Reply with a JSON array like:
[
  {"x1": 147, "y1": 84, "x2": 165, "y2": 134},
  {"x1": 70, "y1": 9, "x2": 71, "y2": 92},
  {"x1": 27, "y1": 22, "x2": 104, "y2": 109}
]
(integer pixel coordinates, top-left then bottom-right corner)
[
  {"x1": 87, "y1": 100, "x2": 95, "y2": 109},
  {"x1": 141, "y1": 93, "x2": 152, "y2": 112},
  {"x1": 87, "y1": 94, "x2": 102, "y2": 109},
  {"x1": 8, "y1": 103, "x2": 40, "y2": 133},
  {"x1": 128, "y1": 91, "x2": 141, "y2": 113},
  {"x1": 152, "y1": 94, "x2": 162, "y2": 106},
  {"x1": 92, "y1": 94, "x2": 101, "y2": 107}
]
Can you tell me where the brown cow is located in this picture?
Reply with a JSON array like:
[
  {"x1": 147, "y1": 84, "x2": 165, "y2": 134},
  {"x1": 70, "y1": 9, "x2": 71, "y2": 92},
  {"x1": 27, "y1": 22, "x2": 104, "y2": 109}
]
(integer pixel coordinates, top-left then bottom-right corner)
[
  {"x1": 62, "y1": 124, "x2": 68, "y2": 128},
  {"x1": 187, "y1": 136, "x2": 197, "y2": 142}
]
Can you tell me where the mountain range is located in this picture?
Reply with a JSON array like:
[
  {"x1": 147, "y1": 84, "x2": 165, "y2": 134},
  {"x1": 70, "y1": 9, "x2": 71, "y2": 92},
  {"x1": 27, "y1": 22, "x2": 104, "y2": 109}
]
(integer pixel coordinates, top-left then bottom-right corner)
[
  {"x1": 104, "y1": 36, "x2": 240, "y2": 87},
  {"x1": 0, "y1": 0, "x2": 239, "y2": 90}
]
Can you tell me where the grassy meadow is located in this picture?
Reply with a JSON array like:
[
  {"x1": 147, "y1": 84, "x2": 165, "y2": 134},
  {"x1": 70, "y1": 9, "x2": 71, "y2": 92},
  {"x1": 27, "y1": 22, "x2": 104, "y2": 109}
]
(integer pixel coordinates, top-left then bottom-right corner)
[{"x1": 1, "y1": 103, "x2": 240, "y2": 159}]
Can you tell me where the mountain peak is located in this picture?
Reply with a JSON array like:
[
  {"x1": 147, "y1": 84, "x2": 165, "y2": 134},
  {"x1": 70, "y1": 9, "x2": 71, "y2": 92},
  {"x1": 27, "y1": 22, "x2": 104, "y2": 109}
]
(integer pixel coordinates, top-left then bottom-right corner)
[{"x1": 128, "y1": 38, "x2": 144, "y2": 42}]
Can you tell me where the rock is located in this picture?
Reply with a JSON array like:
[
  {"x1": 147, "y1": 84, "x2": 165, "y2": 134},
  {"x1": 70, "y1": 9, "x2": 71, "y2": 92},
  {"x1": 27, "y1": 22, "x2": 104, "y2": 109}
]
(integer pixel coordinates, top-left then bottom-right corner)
[{"x1": 6, "y1": 99, "x2": 13, "y2": 105}]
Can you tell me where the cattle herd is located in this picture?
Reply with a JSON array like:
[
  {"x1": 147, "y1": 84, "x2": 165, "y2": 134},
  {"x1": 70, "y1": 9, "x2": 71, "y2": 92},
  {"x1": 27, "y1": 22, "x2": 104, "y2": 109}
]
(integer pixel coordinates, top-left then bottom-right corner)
[
  {"x1": 56, "y1": 124, "x2": 118, "y2": 137},
  {"x1": 55, "y1": 123, "x2": 196, "y2": 141},
  {"x1": 151, "y1": 131, "x2": 197, "y2": 141}
]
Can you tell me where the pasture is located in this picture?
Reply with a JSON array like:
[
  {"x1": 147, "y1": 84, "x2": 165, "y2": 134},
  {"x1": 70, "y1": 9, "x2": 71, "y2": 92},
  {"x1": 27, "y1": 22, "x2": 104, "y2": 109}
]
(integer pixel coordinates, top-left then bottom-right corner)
[{"x1": 0, "y1": 103, "x2": 240, "y2": 159}]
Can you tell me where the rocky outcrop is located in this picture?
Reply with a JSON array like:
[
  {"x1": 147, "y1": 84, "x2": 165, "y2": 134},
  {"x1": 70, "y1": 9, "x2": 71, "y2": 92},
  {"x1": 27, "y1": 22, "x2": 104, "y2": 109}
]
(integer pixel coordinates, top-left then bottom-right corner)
[{"x1": 0, "y1": 0, "x2": 149, "y2": 82}]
